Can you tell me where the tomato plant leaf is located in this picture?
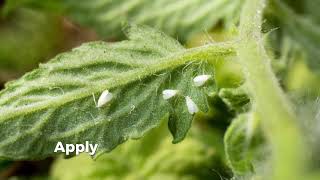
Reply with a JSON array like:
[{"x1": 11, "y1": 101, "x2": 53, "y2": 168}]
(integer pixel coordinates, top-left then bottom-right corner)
[
  {"x1": 219, "y1": 87, "x2": 250, "y2": 112},
  {"x1": 224, "y1": 113, "x2": 266, "y2": 176},
  {"x1": 0, "y1": 25, "x2": 234, "y2": 160}
]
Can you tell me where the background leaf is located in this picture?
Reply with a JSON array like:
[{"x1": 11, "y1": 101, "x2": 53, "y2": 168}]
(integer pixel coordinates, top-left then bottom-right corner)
[
  {"x1": 218, "y1": 87, "x2": 250, "y2": 113},
  {"x1": 2, "y1": 0, "x2": 244, "y2": 42},
  {"x1": 224, "y1": 113, "x2": 267, "y2": 177},
  {"x1": 268, "y1": 0, "x2": 320, "y2": 73}
]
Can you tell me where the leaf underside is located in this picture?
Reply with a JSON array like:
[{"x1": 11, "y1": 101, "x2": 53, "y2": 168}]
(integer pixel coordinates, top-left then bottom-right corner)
[{"x1": 0, "y1": 25, "x2": 216, "y2": 160}]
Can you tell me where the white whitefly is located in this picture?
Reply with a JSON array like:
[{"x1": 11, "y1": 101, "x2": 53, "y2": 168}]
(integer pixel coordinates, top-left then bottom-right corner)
[
  {"x1": 193, "y1": 75, "x2": 212, "y2": 87},
  {"x1": 162, "y1": 89, "x2": 179, "y2": 100},
  {"x1": 185, "y1": 96, "x2": 199, "y2": 114},
  {"x1": 97, "y1": 90, "x2": 113, "y2": 108}
]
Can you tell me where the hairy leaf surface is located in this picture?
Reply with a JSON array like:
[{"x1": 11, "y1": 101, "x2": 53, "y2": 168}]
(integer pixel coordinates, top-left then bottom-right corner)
[
  {"x1": 219, "y1": 87, "x2": 250, "y2": 112},
  {"x1": 0, "y1": 25, "x2": 233, "y2": 160},
  {"x1": 224, "y1": 113, "x2": 266, "y2": 176},
  {"x1": 2, "y1": 0, "x2": 243, "y2": 42}
]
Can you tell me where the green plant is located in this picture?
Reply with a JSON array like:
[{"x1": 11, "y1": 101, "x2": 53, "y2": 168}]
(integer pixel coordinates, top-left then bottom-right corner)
[{"x1": 0, "y1": 0, "x2": 320, "y2": 179}]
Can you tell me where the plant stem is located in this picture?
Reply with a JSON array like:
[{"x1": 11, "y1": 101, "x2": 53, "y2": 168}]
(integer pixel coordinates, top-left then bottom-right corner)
[{"x1": 237, "y1": 0, "x2": 305, "y2": 179}]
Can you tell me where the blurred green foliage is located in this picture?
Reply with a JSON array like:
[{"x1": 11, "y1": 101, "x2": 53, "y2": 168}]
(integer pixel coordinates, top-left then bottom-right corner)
[
  {"x1": 2, "y1": 0, "x2": 243, "y2": 42},
  {"x1": 51, "y1": 122, "x2": 229, "y2": 180},
  {"x1": 0, "y1": 8, "x2": 62, "y2": 82}
]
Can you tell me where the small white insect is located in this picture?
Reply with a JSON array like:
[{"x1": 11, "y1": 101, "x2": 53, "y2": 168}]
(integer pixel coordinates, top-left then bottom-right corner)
[
  {"x1": 193, "y1": 75, "x2": 212, "y2": 87},
  {"x1": 185, "y1": 96, "x2": 199, "y2": 114},
  {"x1": 97, "y1": 90, "x2": 113, "y2": 108},
  {"x1": 162, "y1": 89, "x2": 179, "y2": 100}
]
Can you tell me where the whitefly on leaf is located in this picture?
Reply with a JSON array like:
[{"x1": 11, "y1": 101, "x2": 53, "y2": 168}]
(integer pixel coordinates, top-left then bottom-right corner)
[
  {"x1": 185, "y1": 96, "x2": 199, "y2": 114},
  {"x1": 193, "y1": 75, "x2": 212, "y2": 87},
  {"x1": 97, "y1": 90, "x2": 113, "y2": 108},
  {"x1": 162, "y1": 89, "x2": 179, "y2": 100}
]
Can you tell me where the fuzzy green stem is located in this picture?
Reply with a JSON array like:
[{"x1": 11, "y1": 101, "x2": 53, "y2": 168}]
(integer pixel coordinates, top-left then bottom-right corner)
[{"x1": 237, "y1": 0, "x2": 305, "y2": 179}]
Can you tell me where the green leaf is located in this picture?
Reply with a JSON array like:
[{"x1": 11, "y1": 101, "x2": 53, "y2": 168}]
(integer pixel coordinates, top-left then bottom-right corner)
[
  {"x1": 219, "y1": 86, "x2": 250, "y2": 112},
  {"x1": 0, "y1": 25, "x2": 234, "y2": 160},
  {"x1": 224, "y1": 113, "x2": 267, "y2": 176},
  {"x1": 3, "y1": 0, "x2": 243, "y2": 42}
]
